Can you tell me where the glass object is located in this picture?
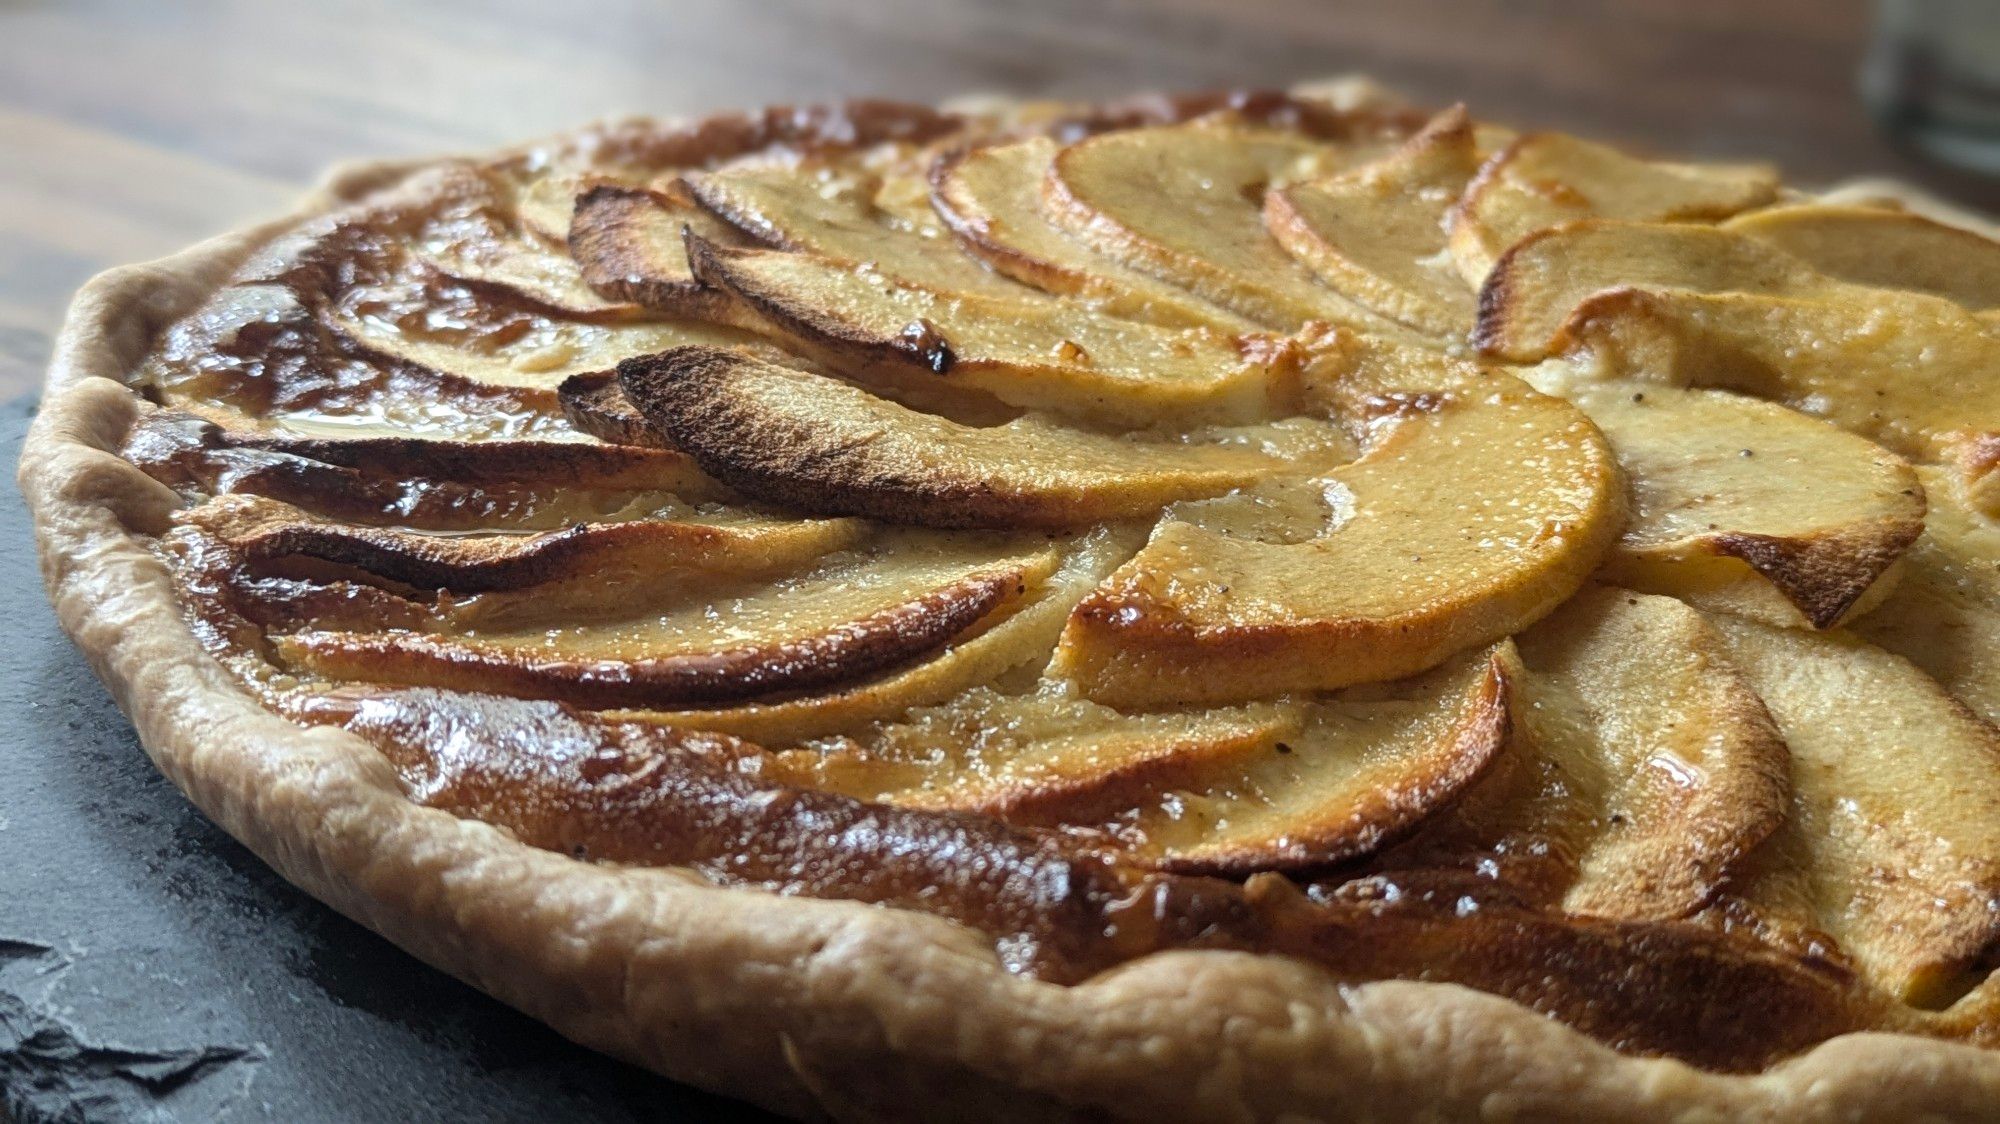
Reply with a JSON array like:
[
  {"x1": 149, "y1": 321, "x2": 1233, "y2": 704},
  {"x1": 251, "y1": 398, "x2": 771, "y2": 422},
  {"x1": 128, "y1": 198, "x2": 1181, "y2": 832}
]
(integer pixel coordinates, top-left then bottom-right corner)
[{"x1": 1863, "y1": 0, "x2": 2000, "y2": 175}]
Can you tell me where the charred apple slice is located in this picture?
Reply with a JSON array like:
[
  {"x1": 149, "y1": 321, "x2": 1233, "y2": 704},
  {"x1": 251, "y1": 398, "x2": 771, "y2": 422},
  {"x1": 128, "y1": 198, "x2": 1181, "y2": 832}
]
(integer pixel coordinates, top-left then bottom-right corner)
[
  {"x1": 617, "y1": 346, "x2": 1320, "y2": 528},
  {"x1": 177, "y1": 492, "x2": 864, "y2": 596},
  {"x1": 568, "y1": 181, "x2": 754, "y2": 317}
]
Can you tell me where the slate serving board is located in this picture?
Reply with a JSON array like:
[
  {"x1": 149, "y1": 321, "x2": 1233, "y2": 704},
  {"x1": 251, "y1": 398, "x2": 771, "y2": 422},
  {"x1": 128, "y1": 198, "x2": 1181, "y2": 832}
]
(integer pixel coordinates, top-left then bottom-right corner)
[{"x1": 0, "y1": 399, "x2": 776, "y2": 1123}]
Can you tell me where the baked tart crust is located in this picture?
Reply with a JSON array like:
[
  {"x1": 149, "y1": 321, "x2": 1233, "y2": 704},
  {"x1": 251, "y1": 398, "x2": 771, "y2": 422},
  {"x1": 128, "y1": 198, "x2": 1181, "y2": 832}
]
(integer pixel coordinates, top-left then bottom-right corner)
[{"x1": 24, "y1": 84, "x2": 2000, "y2": 1119}]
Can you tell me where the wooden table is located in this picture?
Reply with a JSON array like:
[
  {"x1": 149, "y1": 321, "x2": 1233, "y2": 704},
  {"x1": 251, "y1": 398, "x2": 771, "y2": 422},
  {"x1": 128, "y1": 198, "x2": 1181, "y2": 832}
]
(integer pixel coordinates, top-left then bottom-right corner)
[{"x1": 3, "y1": 0, "x2": 1991, "y2": 401}]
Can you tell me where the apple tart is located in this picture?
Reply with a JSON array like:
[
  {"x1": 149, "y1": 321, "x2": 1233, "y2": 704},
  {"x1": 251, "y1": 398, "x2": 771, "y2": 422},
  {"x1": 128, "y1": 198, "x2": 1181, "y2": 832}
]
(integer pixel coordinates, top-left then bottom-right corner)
[{"x1": 26, "y1": 81, "x2": 2000, "y2": 1119}]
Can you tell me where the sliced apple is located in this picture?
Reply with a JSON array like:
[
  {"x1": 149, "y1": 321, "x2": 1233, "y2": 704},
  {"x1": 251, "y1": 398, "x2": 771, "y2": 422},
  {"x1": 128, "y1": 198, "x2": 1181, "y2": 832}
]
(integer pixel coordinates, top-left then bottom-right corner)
[
  {"x1": 273, "y1": 532, "x2": 1060, "y2": 709},
  {"x1": 617, "y1": 346, "x2": 1306, "y2": 528},
  {"x1": 788, "y1": 643, "x2": 1512, "y2": 875},
  {"x1": 777, "y1": 686, "x2": 1299, "y2": 819},
  {"x1": 1447, "y1": 132, "x2": 1778, "y2": 286},
  {"x1": 1044, "y1": 120, "x2": 1410, "y2": 333},
  {"x1": 179, "y1": 492, "x2": 863, "y2": 595},
  {"x1": 1568, "y1": 290, "x2": 2000, "y2": 506},
  {"x1": 682, "y1": 161, "x2": 1028, "y2": 298},
  {"x1": 123, "y1": 410, "x2": 729, "y2": 531},
  {"x1": 1063, "y1": 644, "x2": 1511, "y2": 873},
  {"x1": 1855, "y1": 467, "x2": 2000, "y2": 726},
  {"x1": 408, "y1": 166, "x2": 642, "y2": 321},
  {"x1": 1560, "y1": 382, "x2": 1924, "y2": 629},
  {"x1": 1052, "y1": 348, "x2": 1625, "y2": 706},
  {"x1": 1471, "y1": 220, "x2": 1821, "y2": 361},
  {"x1": 567, "y1": 181, "x2": 753, "y2": 317},
  {"x1": 1475, "y1": 221, "x2": 2000, "y2": 514},
  {"x1": 684, "y1": 235, "x2": 1301, "y2": 426},
  {"x1": 1263, "y1": 106, "x2": 1482, "y2": 338},
  {"x1": 512, "y1": 167, "x2": 592, "y2": 245},
  {"x1": 329, "y1": 269, "x2": 769, "y2": 392},
  {"x1": 1375, "y1": 587, "x2": 1788, "y2": 922},
  {"x1": 1705, "y1": 616, "x2": 2000, "y2": 1009},
  {"x1": 928, "y1": 137, "x2": 1255, "y2": 331},
  {"x1": 1725, "y1": 203, "x2": 2000, "y2": 310},
  {"x1": 625, "y1": 524, "x2": 1145, "y2": 743}
]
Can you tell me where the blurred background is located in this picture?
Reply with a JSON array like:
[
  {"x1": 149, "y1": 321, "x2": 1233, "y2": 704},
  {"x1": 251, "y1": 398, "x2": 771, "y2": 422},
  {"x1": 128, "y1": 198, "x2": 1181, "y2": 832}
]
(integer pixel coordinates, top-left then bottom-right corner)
[{"x1": 5, "y1": 0, "x2": 2000, "y2": 400}]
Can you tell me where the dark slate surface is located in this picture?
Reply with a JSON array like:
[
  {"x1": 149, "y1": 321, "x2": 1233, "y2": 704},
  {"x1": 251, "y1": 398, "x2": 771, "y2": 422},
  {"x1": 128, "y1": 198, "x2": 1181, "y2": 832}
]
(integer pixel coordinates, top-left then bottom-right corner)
[{"x1": 0, "y1": 398, "x2": 777, "y2": 1123}]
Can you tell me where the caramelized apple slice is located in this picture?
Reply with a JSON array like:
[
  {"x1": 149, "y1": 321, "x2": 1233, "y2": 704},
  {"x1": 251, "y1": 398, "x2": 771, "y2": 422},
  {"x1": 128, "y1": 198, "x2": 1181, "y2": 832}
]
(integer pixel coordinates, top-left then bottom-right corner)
[
  {"x1": 683, "y1": 162, "x2": 1027, "y2": 298},
  {"x1": 1855, "y1": 467, "x2": 2000, "y2": 725},
  {"x1": 274, "y1": 533, "x2": 1061, "y2": 708},
  {"x1": 512, "y1": 167, "x2": 592, "y2": 245},
  {"x1": 1706, "y1": 616, "x2": 2000, "y2": 1008},
  {"x1": 1263, "y1": 107, "x2": 1481, "y2": 337},
  {"x1": 1053, "y1": 349, "x2": 1624, "y2": 706},
  {"x1": 1568, "y1": 291, "x2": 2000, "y2": 507},
  {"x1": 568, "y1": 182, "x2": 753, "y2": 316},
  {"x1": 1725, "y1": 203, "x2": 2000, "y2": 310},
  {"x1": 929, "y1": 138, "x2": 1254, "y2": 330},
  {"x1": 1044, "y1": 121, "x2": 1407, "y2": 332},
  {"x1": 1377, "y1": 587, "x2": 1788, "y2": 922},
  {"x1": 140, "y1": 278, "x2": 577, "y2": 442},
  {"x1": 1560, "y1": 383, "x2": 1924, "y2": 629},
  {"x1": 685, "y1": 236, "x2": 1299, "y2": 425},
  {"x1": 1447, "y1": 133, "x2": 1777, "y2": 286},
  {"x1": 618, "y1": 346, "x2": 1303, "y2": 528}
]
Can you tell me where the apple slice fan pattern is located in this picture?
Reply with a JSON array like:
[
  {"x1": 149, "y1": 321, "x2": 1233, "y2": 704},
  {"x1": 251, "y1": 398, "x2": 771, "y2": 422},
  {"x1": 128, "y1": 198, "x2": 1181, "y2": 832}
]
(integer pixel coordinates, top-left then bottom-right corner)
[{"x1": 83, "y1": 87, "x2": 2000, "y2": 1078}]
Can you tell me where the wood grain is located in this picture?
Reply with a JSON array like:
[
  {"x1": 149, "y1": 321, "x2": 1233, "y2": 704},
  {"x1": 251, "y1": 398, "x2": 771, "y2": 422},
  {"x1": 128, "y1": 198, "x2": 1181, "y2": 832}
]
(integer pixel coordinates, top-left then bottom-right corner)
[{"x1": 2, "y1": 0, "x2": 1990, "y2": 399}]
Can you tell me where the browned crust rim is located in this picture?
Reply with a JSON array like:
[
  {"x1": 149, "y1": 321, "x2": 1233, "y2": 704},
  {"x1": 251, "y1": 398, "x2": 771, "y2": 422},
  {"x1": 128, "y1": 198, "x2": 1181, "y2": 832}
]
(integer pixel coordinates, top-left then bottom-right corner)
[
  {"x1": 533, "y1": 98, "x2": 966, "y2": 174},
  {"x1": 21, "y1": 96, "x2": 2000, "y2": 1122}
]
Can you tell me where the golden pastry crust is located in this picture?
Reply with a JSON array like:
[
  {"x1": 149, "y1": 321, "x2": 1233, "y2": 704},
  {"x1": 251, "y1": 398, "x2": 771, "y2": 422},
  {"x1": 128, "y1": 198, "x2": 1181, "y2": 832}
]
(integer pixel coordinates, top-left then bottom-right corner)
[{"x1": 25, "y1": 102, "x2": 2000, "y2": 1121}]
